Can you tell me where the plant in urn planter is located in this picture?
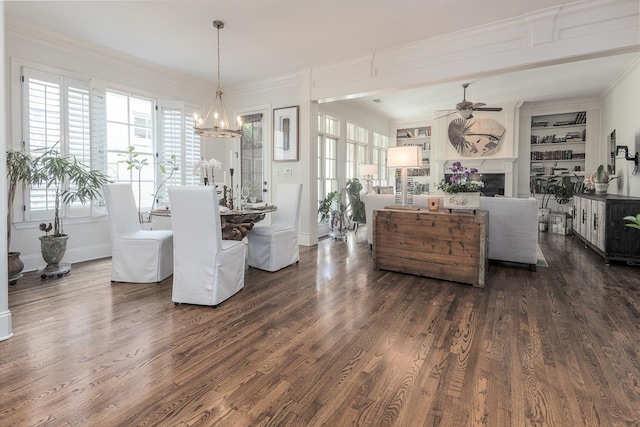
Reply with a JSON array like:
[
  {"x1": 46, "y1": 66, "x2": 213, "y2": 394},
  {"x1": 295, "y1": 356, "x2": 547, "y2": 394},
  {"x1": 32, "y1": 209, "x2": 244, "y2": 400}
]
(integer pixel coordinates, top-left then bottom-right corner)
[
  {"x1": 437, "y1": 162, "x2": 484, "y2": 212},
  {"x1": 32, "y1": 143, "x2": 111, "y2": 277},
  {"x1": 6, "y1": 149, "x2": 38, "y2": 284}
]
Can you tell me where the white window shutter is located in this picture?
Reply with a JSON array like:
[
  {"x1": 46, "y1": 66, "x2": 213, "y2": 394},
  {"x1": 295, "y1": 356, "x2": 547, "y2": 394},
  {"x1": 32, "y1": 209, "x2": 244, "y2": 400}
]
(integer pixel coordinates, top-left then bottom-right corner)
[
  {"x1": 66, "y1": 78, "x2": 91, "y2": 217},
  {"x1": 90, "y1": 80, "x2": 108, "y2": 217},
  {"x1": 22, "y1": 68, "x2": 62, "y2": 221},
  {"x1": 157, "y1": 101, "x2": 202, "y2": 207}
]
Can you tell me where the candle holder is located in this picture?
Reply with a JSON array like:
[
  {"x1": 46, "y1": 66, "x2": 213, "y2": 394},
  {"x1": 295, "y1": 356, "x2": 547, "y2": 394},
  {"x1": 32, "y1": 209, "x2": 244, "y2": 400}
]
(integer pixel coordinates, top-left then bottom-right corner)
[{"x1": 228, "y1": 168, "x2": 234, "y2": 210}]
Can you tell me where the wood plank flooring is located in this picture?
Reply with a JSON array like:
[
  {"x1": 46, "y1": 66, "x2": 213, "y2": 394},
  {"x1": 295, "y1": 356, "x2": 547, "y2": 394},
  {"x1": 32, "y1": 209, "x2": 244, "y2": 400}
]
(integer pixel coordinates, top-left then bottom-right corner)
[{"x1": 1, "y1": 230, "x2": 639, "y2": 426}]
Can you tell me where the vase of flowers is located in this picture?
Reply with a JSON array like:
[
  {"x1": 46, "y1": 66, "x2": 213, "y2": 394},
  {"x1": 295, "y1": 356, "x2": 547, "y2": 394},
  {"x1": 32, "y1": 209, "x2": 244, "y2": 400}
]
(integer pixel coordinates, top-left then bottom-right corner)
[{"x1": 437, "y1": 162, "x2": 484, "y2": 211}]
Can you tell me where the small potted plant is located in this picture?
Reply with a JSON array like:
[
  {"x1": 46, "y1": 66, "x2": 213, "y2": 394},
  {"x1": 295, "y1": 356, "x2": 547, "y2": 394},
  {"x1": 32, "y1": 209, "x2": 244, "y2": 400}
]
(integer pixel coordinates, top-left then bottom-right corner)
[
  {"x1": 318, "y1": 191, "x2": 350, "y2": 239},
  {"x1": 345, "y1": 178, "x2": 365, "y2": 226},
  {"x1": 118, "y1": 145, "x2": 150, "y2": 223},
  {"x1": 32, "y1": 143, "x2": 111, "y2": 275},
  {"x1": 437, "y1": 161, "x2": 484, "y2": 211},
  {"x1": 584, "y1": 164, "x2": 619, "y2": 194}
]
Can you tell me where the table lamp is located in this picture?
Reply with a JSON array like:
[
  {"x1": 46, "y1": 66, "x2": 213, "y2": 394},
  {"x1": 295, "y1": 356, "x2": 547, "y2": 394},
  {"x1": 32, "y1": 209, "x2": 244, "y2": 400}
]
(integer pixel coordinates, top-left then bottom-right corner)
[
  {"x1": 387, "y1": 145, "x2": 423, "y2": 206},
  {"x1": 358, "y1": 164, "x2": 378, "y2": 194}
]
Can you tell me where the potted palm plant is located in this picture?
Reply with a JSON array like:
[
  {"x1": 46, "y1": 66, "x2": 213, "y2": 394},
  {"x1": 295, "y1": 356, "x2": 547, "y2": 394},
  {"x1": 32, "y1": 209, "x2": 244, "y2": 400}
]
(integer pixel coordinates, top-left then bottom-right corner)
[
  {"x1": 33, "y1": 143, "x2": 111, "y2": 276},
  {"x1": 6, "y1": 149, "x2": 38, "y2": 284},
  {"x1": 318, "y1": 191, "x2": 350, "y2": 239}
]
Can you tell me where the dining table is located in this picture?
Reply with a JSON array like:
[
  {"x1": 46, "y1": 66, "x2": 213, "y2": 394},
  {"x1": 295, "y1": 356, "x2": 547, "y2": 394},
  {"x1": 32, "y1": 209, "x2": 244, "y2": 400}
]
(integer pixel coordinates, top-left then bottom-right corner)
[{"x1": 149, "y1": 204, "x2": 277, "y2": 241}]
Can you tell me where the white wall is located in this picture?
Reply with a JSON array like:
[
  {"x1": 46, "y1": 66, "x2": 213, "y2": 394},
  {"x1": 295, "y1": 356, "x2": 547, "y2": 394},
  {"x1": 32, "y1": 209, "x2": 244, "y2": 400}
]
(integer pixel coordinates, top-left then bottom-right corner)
[
  {"x1": 5, "y1": 31, "x2": 212, "y2": 272},
  {"x1": 1, "y1": 3, "x2": 14, "y2": 341},
  {"x1": 601, "y1": 56, "x2": 640, "y2": 197},
  {"x1": 219, "y1": 73, "x2": 319, "y2": 246}
]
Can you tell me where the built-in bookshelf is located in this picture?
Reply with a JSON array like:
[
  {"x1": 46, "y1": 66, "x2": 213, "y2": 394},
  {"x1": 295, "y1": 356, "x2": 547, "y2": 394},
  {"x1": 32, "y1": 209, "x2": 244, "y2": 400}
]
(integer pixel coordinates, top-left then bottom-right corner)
[{"x1": 530, "y1": 111, "x2": 587, "y2": 178}]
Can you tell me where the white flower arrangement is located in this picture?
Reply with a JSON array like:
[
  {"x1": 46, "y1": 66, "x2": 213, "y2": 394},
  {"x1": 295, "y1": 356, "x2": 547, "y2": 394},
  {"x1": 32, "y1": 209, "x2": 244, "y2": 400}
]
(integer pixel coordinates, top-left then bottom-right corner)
[{"x1": 194, "y1": 158, "x2": 222, "y2": 184}]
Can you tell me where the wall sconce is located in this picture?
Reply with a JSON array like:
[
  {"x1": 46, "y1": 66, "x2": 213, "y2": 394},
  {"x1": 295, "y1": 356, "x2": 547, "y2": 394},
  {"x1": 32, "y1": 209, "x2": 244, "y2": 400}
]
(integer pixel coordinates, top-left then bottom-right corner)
[{"x1": 616, "y1": 145, "x2": 639, "y2": 175}]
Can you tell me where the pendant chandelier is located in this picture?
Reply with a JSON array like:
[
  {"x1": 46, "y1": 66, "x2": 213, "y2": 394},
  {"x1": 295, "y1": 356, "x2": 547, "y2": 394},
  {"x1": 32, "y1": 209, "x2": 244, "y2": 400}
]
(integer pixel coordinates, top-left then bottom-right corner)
[{"x1": 194, "y1": 20, "x2": 242, "y2": 138}]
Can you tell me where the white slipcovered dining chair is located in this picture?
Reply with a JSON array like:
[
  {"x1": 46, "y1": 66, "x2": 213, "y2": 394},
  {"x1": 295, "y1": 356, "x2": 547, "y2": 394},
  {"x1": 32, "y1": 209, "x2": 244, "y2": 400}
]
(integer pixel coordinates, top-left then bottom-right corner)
[
  {"x1": 103, "y1": 184, "x2": 173, "y2": 283},
  {"x1": 248, "y1": 183, "x2": 303, "y2": 272},
  {"x1": 168, "y1": 186, "x2": 245, "y2": 306}
]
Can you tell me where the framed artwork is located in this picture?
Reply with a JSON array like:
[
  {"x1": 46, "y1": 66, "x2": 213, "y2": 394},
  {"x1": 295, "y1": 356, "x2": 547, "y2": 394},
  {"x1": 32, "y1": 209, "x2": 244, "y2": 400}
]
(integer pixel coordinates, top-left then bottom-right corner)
[
  {"x1": 447, "y1": 117, "x2": 505, "y2": 157},
  {"x1": 273, "y1": 106, "x2": 299, "y2": 162}
]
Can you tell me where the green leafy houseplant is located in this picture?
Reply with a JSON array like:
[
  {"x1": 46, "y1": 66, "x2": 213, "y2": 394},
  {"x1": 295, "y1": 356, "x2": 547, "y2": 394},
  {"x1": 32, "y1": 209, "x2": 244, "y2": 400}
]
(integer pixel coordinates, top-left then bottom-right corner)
[
  {"x1": 151, "y1": 154, "x2": 179, "y2": 211},
  {"x1": 6, "y1": 149, "x2": 37, "y2": 250},
  {"x1": 6, "y1": 149, "x2": 38, "y2": 282},
  {"x1": 623, "y1": 214, "x2": 640, "y2": 230},
  {"x1": 345, "y1": 178, "x2": 366, "y2": 223},
  {"x1": 33, "y1": 143, "x2": 111, "y2": 238},
  {"x1": 318, "y1": 191, "x2": 350, "y2": 237},
  {"x1": 119, "y1": 145, "x2": 149, "y2": 223}
]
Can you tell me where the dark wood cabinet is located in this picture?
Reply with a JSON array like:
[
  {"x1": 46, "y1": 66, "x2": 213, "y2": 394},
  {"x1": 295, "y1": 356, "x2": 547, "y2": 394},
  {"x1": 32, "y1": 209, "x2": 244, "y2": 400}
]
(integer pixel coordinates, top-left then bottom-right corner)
[
  {"x1": 372, "y1": 208, "x2": 488, "y2": 287},
  {"x1": 573, "y1": 194, "x2": 640, "y2": 264}
]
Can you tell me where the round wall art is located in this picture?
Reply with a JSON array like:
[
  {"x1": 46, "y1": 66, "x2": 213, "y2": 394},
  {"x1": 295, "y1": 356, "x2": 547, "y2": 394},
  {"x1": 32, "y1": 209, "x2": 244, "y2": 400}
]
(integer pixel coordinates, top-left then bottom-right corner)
[{"x1": 447, "y1": 117, "x2": 505, "y2": 157}]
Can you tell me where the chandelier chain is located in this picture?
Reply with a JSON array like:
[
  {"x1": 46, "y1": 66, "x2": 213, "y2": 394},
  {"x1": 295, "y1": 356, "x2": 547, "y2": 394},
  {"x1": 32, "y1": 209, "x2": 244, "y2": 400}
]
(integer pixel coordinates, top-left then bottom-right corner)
[{"x1": 217, "y1": 24, "x2": 221, "y2": 91}]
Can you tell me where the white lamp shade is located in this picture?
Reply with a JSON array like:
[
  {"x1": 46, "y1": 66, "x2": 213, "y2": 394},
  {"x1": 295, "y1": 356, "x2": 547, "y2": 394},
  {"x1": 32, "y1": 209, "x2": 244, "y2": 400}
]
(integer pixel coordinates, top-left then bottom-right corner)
[
  {"x1": 358, "y1": 164, "x2": 378, "y2": 176},
  {"x1": 387, "y1": 145, "x2": 423, "y2": 168}
]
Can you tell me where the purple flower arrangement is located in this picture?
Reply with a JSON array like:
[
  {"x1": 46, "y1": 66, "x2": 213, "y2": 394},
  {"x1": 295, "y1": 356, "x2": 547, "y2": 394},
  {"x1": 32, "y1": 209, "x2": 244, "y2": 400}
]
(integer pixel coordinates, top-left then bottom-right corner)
[{"x1": 437, "y1": 161, "x2": 484, "y2": 193}]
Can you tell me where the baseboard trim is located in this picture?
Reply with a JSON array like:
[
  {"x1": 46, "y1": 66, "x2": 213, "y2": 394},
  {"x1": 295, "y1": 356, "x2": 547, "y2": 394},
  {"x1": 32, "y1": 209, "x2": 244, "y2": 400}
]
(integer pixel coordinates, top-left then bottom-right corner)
[
  {"x1": 0, "y1": 310, "x2": 13, "y2": 341},
  {"x1": 22, "y1": 243, "x2": 112, "y2": 272}
]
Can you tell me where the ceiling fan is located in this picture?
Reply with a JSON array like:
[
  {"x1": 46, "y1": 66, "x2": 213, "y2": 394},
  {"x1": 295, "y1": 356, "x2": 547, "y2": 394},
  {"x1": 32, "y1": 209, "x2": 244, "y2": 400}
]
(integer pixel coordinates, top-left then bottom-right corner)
[{"x1": 437, "y1": 83, "x2": 503, "y2": 119}]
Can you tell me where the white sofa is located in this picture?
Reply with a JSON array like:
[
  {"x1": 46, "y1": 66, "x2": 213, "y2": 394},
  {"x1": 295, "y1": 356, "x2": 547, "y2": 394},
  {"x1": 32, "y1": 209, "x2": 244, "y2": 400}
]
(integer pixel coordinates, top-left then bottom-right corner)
[{"x1": 363, "y1": 194, "x2": 538, "y2": 270}]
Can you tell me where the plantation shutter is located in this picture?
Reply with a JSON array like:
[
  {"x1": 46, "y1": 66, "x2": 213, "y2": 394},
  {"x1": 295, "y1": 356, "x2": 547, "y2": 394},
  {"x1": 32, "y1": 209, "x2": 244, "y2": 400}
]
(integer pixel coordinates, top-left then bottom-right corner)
[
  {"x1": 157, "y1": 101, "x2": 202, "y2": 207},
  {"x1": 66, "y1": 78, "x2": 91, "y2": 217},
  {"x1": 22, "y1": 68, "x2": 62, "y2": 221},
  {"x1": 184, "y1": 106, "x2": 201, "y2": 186},
  {"x1": 157, "y1": 104, "x2": 183, "y2": 207},
  {"x1": 90, "y1": 80, "x2": 108, "y2": 216}
]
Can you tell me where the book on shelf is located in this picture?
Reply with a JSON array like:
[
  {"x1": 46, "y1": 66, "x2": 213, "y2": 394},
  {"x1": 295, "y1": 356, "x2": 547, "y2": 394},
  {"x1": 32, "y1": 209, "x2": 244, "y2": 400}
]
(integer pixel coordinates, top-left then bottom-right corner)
[
  {"x1": 532, "y1": 120, "x2": 548, "y2": 127},
  {"x1": 574, "y1": 111, "x2": 586, "y2": 124},
  {"x1": 530, "y1": 149, "x2": 577, "y2": 161}
]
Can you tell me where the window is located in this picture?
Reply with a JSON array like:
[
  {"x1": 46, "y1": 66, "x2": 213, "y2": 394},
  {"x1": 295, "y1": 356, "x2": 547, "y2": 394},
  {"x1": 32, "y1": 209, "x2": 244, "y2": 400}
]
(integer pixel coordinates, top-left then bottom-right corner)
[
  {"x1": 346, "y1": 122, "x2": 369, "y2": 180},
  {"x1": 157, "y1": 102, "x2": 202, "y2": 207},
  {"x1": 106, "y1": 91, "x2": 155, "y2": 211},
  {"x1": 318, "y1": 112, "x2": 339, "y2": 220},
  {"x1": 240, "y1": 113, "x2": 264, "y2": 202},
  {"x1": 18, "y1": 64, "x2": 204, "y2": 224},
  {"x1": 22, "y1": 68, "x2": 91, "y2": 220},
  {"x1": 373, "y1": 132, "x2": 389, "y2": 184}
]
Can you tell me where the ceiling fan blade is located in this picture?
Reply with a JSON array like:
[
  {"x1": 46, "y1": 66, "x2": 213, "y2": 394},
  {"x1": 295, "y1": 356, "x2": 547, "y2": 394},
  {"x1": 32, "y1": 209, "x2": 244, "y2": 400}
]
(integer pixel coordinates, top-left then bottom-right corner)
[
  {"x1": 471, "y1": 102, "x2": 486, "y2": 108},
  {"x1": 434, "y1": 111, "x2": 457, "y2": 120},
  {"x1": 474, "y1": 107, "x2": 503, "y2": 112}
]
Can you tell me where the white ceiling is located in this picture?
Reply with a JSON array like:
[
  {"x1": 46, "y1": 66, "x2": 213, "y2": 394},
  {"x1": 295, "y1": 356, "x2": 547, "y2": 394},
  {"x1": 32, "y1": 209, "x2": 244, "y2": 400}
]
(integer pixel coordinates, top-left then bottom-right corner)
[{"x1": 5, "y1": 1, "x2": 639, "y2": 121}]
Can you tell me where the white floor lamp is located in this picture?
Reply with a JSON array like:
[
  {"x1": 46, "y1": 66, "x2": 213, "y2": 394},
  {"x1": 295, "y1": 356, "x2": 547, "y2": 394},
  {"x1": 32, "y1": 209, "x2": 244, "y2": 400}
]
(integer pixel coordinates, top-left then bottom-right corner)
[
  {"x1": 387, "y1": 146, "x2": 423, "y2": 206},
  {"x1": 358, "y1": 164, "x2": 378, "y2": 194}
]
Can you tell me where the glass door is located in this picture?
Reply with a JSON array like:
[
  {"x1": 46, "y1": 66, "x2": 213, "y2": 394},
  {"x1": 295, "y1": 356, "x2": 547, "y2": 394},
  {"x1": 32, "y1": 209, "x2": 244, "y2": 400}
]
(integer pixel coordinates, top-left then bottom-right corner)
[{"x1": 240, "y1": 113, "x2": 266, "y2": 203}]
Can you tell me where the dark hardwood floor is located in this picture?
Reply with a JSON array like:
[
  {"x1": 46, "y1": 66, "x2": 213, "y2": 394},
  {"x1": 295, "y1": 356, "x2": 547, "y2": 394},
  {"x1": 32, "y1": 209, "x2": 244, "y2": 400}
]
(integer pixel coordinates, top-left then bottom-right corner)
[{"x1": 1, "y1": 230, "x2": 639, "y2": 426}]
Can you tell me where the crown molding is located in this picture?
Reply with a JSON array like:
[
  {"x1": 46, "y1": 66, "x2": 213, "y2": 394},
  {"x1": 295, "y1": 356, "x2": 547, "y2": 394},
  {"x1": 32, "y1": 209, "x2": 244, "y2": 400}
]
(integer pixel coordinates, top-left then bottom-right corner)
[
  {"x1": 311, "y1": 0, "x2": 639, "y2": 101},
  {"x1": 602, "y1": 52, "x2": 640, "y2": 98}
]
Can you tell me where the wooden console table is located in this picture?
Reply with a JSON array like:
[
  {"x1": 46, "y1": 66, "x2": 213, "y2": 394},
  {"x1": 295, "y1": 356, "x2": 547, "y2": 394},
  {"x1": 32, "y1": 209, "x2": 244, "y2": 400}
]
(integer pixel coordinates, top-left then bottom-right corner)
[{"x1": 373, "y1": 208, "x2": 488, "y2": 287}]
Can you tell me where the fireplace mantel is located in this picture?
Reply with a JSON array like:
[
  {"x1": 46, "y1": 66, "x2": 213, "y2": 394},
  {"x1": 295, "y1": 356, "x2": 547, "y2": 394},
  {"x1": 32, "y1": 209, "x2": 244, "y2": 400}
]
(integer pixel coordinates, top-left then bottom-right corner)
[{"x1": 437, "y1": 157, "x2": 518, "y2": 197}]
